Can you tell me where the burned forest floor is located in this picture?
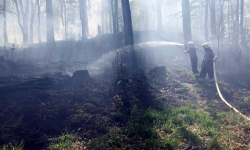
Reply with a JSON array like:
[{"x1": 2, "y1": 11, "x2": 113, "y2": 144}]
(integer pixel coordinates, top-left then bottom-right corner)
[{"x1": 1, "y1": 60, "x2": 250, "y2": 150}]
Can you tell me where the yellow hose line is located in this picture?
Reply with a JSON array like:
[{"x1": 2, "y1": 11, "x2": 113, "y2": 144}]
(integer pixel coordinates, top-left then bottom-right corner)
[{"x1": 213, "y1": 61, "x2": 250, "y2": 121}]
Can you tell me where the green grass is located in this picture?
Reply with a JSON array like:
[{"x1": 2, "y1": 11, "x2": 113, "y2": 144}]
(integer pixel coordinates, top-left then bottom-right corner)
[
  {"x1": 149, "y1": 104, "x2": 222, "y2": 149},
  {"x1": 172, "y1": 67, "x2": 186, "y2": 74},
  {"x1": 87, "y1": 104, "x2": 224, "y2": 149},
  {"x1": 219, "y1": 81, "x2": 233, "y2": 97},
  {"x1": 195, "y1": 83, "x2": 203, "y2": 93}
]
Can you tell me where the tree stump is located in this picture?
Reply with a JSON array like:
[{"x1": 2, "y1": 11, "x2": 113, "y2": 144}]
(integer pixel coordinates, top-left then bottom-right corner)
[
  {"x1": 72, "y1": 70, "x2": 90, "y2": 79},
  {"x1": 149, "y1": 66, "x2": 167, "y2": 79}
]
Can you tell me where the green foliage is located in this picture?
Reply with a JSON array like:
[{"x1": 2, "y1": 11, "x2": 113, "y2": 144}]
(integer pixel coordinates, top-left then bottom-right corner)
[
  {"x1": 244, "y1": 97, "x2": 250, "y2": 103},
  {"x1": 2, "y1": 141, "x2": 24, "y2": 150},
  {"x1": 48, "y1": 133, "x2": 76, "y2": 150}
]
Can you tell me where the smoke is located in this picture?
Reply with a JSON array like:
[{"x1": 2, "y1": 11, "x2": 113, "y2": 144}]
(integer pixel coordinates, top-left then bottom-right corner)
[{"x1": 87, "y1": 41, "x2": 186, "y2": 76}]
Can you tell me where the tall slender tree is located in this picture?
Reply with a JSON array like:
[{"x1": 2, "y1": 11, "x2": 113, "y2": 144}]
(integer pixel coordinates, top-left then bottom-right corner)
[
  {"x1": 111, "y1": 0, "x2": 118, "y2": 33},
  {"x1": 37, "y1": 0, "x2": 42, "y2": 43},
  {"x1": 156, "y1": 0, "x2": 162, "y2": 31},
  {"x1": 59, "y1": 0, "x2": 68, "y2": 40},
  {"x1": 219, "y1": 0, "x2": 225, "y2": 41},
  {"x1": 210, "y1": 0, "x2": 216, "y2": 36},
  {"x1": 235, "y1": 0, "x2": 240, "y2": 47},
  {"x1": 204, "y1": 0, "x2": 209, "y2": 41},
  {"x1": 121, "y1": 0, "x2": 134, "y2": 46},
  {"x1": 240, "y1": 0, "x2": 246, "y2": 46},
  {"x1": 13, "y1": 0, "x2": 30, "y2": 44},
  {"x1": 63, "y1": 0, "x2": 67, "y2": 39},
  {"x1": 121, "y1": 0, "x2": 136, "y2": 67},
  {"x1": 79, "y1": 0, "x2": 88, "y2": 40},
  {"x1": 3, "y1": 0, "x2": 8, "y2": 44},
  {"x1": 59, "y1": 0, "x2": 64, "y2": 38},
  {"x1": 114, "y1": 0, "x2": 119, "y2": 32},
  {"x1": 30, "y1": 1, "x2": 36, "y2": 44},
  {"x1": 182, "y1": 0, "x2": 192, "y2": 43},
  {"x1": 46, "y1": 0, "x2": 56, "y2": 47}
]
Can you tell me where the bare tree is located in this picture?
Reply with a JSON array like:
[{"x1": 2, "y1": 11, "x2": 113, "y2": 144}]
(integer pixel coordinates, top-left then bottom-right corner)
[
  {"x1": 46, "y1": 0, "x2": 56, "y2": 47},
  {"x1": 111, "y1": 0, "x2": 118, "y2": 33},
  {"x1": 114, "y1": 0, "x2": 119, "y2": 32},
  {"x1": 79, "y1": 0, "x2": 88, "y2": 40},
  {"x1": 3, "y1": 0, "x2": 8, "y2": 44},
  {"x1": 59, "y1": 0, "x2": 67, "y2": 40},
  {"x1": 30, "y1": 1, "x2": 36, "y2": 44},
  {"x1": 121, "y1": 0, "x2": 134, "y2": 46},
  {"x1": 156, "y1": 0, "x2": 162, "y2": 32},
  {"x1": 13, "y1": 0, "x2": 30, "y2": 44},
  {"x1": 204, "y1": 0, "x2": 209, "y2": 41},
  {"x1": 210, "y1": 0, "x2": 216, "y2": 36},
  {"x1": 240, "y1": 0, "x2": 246, "y2": 46},
  {"x1": 235, "y1": 0, "x2": 240, "y2": 47},
  {"x1": 63, "y1": 0, "x2": 67, "y2": 39},
  {"x1": 182, "y1": 0, "x2": 192, "y2": 43},
  {"x1": 37, "y1": 0, "x2": 41, "y2": 43}
]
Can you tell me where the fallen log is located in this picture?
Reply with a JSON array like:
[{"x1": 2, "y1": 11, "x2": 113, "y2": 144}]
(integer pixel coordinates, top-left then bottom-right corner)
[{"x1": 0, "y1": 77, "x2": 54, "y2": 96}]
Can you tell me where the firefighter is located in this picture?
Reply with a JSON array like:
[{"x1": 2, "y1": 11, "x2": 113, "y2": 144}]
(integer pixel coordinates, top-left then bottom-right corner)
[
  {"x1": 185, "y1": 41, "x2": 199, "y2": 76},
  {"x1": 200, "y1": 42, "x2": 215, "y2": 81}
]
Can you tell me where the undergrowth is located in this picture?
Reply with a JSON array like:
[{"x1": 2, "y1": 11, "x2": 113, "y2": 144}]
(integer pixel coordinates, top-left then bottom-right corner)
[
  {"x1": 48, "y1": 133, "x2": 81, "y2": 150},
  {"x1": 1, "y1": 141, "x2": 24, "y2": 150},
  {"x1": 86, "y1": 104, "x2": 225, "y2": 149}
]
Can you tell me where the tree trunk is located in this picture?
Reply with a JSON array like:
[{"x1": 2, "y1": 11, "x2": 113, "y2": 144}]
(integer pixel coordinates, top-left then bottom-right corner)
[
  {"x1": 156, "y1": 0, "x2": 162, "y2": 32},
  {"x1": 37, "y1": 0, "x2": 42, "y2": 43},
  {"x1": 22, "y1": 0, "x2": 29, "y2": 44},
  {"x1": 240, "y1": 0, "x2": 246, "y2": 46},
  {"x1": 111, "y1": 0, "x2": 118, "y2": 33},
  {"x1": 145, "y1": 1, "x2": 149, "y2": 31},
  {"x1": 109, "y1": 4, "x2": 112, "y2": 33},
  {"x1": 46, "y1": 0, "x2": 56, "y2": 47},
  {"x1": 63, "y1": 0, "x2": 68, "y2": 40},
  {"x1": 204, "y1": 0, "x2": 209, "y2": 41},
  {"x1": 59, "y1": 0, "x2": 64, "y2": 39},
  {"x1": 235, "y1": 0, "x2": 240, "y2": 48},
  {"x1": 3, "y1": 0, "x2": 8, "y2": 44},
  {"x1": 210, "y1": 0, "x2": 216, "y2": 36},
  {"x1": 101, "y1": 3, "x2": 105, "y2": 34},
  {"x1": 228, "y1": 0, "x2": 230, "y2": 39},
  {"x1": 13, "y1": 0, "x2": 30, "y2": 44},
  {"x1": 121, "y1": 0, "x2": 134, "y2": 46},
  {"x1": 79, "y1": 0, "x2": 88, "y2": 40},
  {"x1": 182, "y1": 0, "x2": 192, "y2": 43},
  {"x1": 114, "y1": 0, "x2": 119, "y2": 32},
  {"x1": 30, "y1": 1, "x2": 36, "y2": 44},
  {"x1": 219, "y1": 0, "x2": 225, "y2": 41},
  {"x1": 121, "y1": 0, "x2": 136, "y2": 67}
]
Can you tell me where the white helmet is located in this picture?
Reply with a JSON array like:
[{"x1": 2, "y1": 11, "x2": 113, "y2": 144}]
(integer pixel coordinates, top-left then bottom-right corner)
[
  {"x1": 187, "y1": 41, "x2": 195, "y2": 47},
  {"x1": 202, "y1": 42, "x2": 210, "y2": 48}
]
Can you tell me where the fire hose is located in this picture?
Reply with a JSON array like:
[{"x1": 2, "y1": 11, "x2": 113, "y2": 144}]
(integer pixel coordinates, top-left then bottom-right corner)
[
  {"x1": 160, "y1": 36, "x2": 250, "y2": 121},
  {"x1": 213, "y1": 59, "x2": 250, "y2": 121}
]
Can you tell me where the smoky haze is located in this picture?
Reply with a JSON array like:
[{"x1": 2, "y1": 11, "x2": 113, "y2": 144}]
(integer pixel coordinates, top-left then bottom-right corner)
[{"x1": 1, "y1": 1, "x2": 250, "y2": 149}]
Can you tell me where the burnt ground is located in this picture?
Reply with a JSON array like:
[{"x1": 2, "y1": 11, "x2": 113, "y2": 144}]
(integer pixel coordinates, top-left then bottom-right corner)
[
  {"x1": 0, "y1": 70, "x2": 113, "y2": 149},
  {"x1": 1, "y1": 56, "x2": 250, "y2": 149}
]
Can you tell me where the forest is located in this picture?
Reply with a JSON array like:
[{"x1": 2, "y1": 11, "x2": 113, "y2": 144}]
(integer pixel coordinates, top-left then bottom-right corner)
[{"x1": 1, "y1": 0, "x2": 250, "y2": 149}]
